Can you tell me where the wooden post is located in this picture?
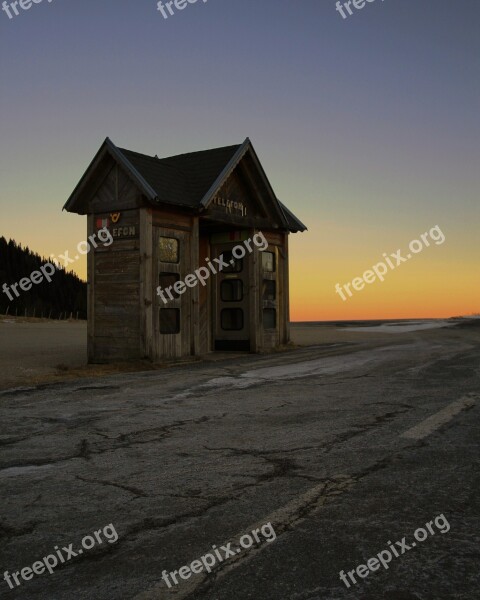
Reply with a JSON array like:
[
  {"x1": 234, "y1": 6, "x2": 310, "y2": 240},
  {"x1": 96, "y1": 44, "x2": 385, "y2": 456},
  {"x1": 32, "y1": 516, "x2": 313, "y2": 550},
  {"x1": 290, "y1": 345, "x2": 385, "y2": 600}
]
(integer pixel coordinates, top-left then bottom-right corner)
[
  {"x1": 283, "y1": 233, "x2": 290, "y2": 344},
  {"x1": 249, "y1": 227, "x2": 260, "y2": 353},
  {"x1": 87, "y1": 214, "x2": 95, "y2": 361},
  {"x1": 139, "y1": 208, "x2": 153, "y2": 360},
  {"x1": 191, "y1": 216, "x2": 200, "y2": 356}
]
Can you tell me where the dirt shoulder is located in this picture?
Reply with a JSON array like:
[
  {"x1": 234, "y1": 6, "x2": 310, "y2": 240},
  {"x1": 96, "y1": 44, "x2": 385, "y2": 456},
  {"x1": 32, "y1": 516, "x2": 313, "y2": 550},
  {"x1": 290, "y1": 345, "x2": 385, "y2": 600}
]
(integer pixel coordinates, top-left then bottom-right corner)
[{"x1": 1, "y1": 316, "x2": 477, "y2": 391}]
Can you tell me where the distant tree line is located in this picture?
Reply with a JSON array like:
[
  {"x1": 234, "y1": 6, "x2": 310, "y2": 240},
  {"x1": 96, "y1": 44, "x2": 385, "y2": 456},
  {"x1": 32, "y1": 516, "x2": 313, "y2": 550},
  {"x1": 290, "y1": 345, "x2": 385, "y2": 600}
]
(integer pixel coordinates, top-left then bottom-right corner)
[{"x1": 0, "y1": 237, "x2": 87, "y2": 319}]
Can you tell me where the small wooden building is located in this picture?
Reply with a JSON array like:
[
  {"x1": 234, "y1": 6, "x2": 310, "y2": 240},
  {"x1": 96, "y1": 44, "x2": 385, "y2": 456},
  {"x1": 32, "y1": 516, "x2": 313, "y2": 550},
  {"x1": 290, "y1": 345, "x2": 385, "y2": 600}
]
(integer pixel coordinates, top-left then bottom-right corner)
[{"x1": 64, "y1": 137, "x2": 306, "y2": 362}]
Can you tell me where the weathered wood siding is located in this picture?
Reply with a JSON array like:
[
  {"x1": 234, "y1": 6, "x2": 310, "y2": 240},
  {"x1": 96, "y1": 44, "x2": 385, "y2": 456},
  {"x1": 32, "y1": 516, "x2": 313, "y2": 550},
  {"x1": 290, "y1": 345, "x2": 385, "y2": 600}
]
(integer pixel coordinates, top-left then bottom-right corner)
[
  {"x1": 151, "y1": 209, "x2": 196, "y2": 360},
  {"x1": 140, "y1": 207, "x2": 153, "y2": 359},
  {"x1": 198, "y1": 235, "x2": 211, "y2": 354},
  {"x1": 257, "y1": 231, "x2": 290, "y2": 350},
  {"x1": 91, "y1": 210, "x2": 141, "y2": 362},
  {"x1": 89, "y1": 163, "x2": 143, "y2": 213}
]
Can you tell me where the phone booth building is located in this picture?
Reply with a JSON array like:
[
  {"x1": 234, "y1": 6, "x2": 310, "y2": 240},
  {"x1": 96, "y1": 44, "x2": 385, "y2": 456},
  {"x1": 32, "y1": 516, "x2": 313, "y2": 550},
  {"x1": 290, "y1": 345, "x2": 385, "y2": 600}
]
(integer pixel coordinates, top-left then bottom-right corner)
[{"x1": 64, "y1": 137, "x2": 306, "y2": 362}]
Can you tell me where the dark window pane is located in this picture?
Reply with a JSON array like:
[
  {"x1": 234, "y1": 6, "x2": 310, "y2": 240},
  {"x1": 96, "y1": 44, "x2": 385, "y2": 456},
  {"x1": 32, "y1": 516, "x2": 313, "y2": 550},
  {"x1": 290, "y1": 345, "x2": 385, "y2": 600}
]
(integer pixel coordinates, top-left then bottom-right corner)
[
  {"x1": 263, "y1": 280, "x2": 276, "y2": 301},
  {"x1": 160, "y1": 309, "x2": 180, "y2": 334},
  {"x1": 159, "y1": 273, "x2": 180, "y2": 298},
  {"x1": 221, "y1": 279, "x2": 243, "y2": 302},
  {"x1": 221, "y1": 251, "x2": 243, "y2": 273},
  {"x1": 263, "y1": 308, "x2": 276, "y2": 329},
  {"x1": 262, "y1": 251, "x2": 275, "y2": 272},
  {"x1": 159, "y1": 237, "x2": 179, "y2": 263},
  {"x1": 221, "y1": 308, "x2": 244, "y2": 331}
]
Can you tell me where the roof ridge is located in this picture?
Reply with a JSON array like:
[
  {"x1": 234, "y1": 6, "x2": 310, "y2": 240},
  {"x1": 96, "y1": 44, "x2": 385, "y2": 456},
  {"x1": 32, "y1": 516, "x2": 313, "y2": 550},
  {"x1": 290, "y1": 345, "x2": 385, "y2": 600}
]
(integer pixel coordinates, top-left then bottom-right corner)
[
  {"x1": 160, "y1": 143, "x2": 241, "y2": 162},
  {"x1": 120, "y1": 143, "x2": 242, "y2": 163}
]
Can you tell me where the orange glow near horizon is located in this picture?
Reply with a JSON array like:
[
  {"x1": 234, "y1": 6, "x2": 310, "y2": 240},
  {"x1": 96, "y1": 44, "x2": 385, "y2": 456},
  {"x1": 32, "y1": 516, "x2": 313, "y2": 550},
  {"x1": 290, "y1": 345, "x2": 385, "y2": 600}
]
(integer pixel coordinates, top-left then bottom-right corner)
[
  {"x1": 288, "y1": 220, "x2": 480, "y2": 322},
  {"x1": 7, "y1": 214, "x2": 477, "y2": 323},
  {"x1": 1, "y1": 1, "x2": 479, "y2": 323}
]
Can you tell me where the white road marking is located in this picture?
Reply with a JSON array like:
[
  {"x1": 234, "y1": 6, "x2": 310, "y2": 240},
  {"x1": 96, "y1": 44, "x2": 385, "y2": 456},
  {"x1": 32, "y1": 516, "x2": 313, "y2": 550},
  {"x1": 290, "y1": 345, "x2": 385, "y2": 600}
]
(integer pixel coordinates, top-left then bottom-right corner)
[
  {"x1": 401, "y1": 395, "x2": 476, "y2": 440},
  {"x1": 135, "y1": 476, "x2": 354, "y2": 600}
]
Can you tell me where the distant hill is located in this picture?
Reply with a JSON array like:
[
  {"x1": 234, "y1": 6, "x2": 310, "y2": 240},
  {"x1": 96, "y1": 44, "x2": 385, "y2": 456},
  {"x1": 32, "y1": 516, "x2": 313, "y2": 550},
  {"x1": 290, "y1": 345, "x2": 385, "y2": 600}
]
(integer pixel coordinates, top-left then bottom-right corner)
[{"x1": 0, "y1": 237, "x2": 86, "y2": 319}]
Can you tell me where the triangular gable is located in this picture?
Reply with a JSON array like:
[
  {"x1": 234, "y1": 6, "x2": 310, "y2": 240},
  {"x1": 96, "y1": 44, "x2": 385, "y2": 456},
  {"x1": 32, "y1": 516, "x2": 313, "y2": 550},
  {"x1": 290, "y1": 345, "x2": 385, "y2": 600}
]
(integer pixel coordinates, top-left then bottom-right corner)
[
  {"x1": 200, "y1": 139, "x2": 289, "y2": 229},
  {"x1": 63, "y1": 138, "x2": 157, "y2": 215}
]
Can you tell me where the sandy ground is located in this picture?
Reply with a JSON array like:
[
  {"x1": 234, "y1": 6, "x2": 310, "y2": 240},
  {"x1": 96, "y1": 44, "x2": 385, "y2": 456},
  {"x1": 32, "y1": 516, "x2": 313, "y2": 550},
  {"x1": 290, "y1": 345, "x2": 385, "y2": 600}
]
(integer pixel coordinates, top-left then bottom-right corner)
[
  {"x1": 0, "y1": 316, "x2": 472, "y2": 390},
  {"x1": 0, "y1": 318, "x2": 159, "y2": 390}
]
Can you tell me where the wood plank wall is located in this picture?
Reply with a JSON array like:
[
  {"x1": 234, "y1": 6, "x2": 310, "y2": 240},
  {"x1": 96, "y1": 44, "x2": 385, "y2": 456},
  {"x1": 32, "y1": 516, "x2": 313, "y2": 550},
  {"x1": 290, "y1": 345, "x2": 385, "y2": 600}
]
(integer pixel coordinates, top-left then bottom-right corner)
[
  {"x1": 91, "y1": 210, "x2": 141, "y2": 361},
  {"x1": 151, "y1": 209, "x2": 195, "y2": 360}
]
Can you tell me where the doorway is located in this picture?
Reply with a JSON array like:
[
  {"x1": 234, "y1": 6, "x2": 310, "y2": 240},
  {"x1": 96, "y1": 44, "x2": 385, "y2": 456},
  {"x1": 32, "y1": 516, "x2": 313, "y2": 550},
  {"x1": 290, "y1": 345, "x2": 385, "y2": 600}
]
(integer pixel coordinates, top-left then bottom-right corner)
[{"x1": 212, "y1": 243, "x2": 250, "y2": 351}]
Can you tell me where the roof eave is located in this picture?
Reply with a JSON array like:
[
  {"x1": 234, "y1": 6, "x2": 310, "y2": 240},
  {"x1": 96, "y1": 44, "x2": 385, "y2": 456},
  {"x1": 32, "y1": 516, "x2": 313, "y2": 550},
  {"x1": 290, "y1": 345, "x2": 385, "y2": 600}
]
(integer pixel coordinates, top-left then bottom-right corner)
[{"x1": 277, "y1": 199, "x2": 308, "y2": 233}]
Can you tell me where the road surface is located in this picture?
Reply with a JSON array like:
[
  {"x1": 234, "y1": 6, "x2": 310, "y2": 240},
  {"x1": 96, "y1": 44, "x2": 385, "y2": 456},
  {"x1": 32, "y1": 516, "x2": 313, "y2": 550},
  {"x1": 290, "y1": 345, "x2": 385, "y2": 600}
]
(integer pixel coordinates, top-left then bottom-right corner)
[{"x1": 0, "y1": 322, "x2": 479, "y2": 599}]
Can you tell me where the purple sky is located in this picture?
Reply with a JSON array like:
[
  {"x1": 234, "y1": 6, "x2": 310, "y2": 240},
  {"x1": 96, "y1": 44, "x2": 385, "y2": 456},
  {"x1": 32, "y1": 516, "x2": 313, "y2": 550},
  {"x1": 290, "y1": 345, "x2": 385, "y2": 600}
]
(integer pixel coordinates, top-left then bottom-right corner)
[{"x1": 1, "y1": 0, "x2": 479, "y2": 318}]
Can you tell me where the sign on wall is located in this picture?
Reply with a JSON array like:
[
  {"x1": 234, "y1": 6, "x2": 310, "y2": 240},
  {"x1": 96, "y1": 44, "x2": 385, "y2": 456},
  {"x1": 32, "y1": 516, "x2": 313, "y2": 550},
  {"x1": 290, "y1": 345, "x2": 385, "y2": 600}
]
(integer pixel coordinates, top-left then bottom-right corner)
[{"x1": 95, "y1": 212, "x2": 139, "y2": 239}]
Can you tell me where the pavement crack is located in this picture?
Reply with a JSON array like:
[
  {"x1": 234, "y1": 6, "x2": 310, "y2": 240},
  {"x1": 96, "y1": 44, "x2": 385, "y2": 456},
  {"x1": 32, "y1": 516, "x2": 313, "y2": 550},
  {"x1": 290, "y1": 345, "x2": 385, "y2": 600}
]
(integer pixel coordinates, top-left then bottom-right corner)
[
  {"x1": 0, "y1": 435, "x2": 29, "y2": 446},
  {"x1": 75, "y1": 475, "x2": 148, "y2": 498},
  {"x1": 0, "y1": 520, "x2": 39, "y2": 541},
  {"x1": 79, "y1": 438, "x2": 91, "y2": 460},
  {"x1": 322, "y1": 408, "x2": 410, "y2": 453}
]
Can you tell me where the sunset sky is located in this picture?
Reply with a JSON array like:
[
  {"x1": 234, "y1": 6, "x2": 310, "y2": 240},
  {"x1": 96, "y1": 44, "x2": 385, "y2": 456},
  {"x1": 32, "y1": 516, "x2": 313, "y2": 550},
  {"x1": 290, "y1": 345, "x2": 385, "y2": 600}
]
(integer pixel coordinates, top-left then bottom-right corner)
[{"x1": 0, "y1": 0, "x2": 478, "y2": 321}]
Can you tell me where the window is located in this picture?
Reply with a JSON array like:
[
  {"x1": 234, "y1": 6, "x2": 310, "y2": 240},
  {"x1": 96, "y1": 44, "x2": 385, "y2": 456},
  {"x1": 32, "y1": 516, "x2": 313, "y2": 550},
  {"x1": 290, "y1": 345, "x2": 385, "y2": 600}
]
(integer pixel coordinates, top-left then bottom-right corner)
[
  {"x1": 263, "y1": 280, "x2": 276, "y2": 302},
  {"x1": 221, "y1": 308, "x2": 244, "y2": 330},
  {"x1": 160, "y1": 309, "x2": 180, "y2": 334},
  {"x1": 159, "y1": 273, "x2": 180, "y2": 298},
  {"x1": 262, "y1": 251, "x2": 275, "y2": 272},
  {"x1": 263, "y1": 308, "x2": 276, "y2": 329},
  {"x1": 159, "y1": 237, "x2": 179, "y2": 263},
  {"x1": 221, "y1": 279, "x2": 243, "y2": 302},
  {"x1": 221, "y1": 251, "x2": 243, "y2": 273}
]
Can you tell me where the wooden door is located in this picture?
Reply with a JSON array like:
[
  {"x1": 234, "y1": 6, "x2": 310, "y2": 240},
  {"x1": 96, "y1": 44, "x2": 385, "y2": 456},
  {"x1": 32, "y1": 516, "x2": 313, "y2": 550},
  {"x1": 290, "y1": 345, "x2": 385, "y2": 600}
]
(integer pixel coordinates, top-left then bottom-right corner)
[{"x1": 212, "y1": 243, "x2": 250, "y2": 351}]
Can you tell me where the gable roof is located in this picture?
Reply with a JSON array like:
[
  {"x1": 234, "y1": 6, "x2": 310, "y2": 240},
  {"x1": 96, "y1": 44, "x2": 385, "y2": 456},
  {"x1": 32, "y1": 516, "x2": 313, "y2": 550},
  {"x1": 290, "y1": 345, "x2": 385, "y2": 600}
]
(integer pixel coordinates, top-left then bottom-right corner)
[
  {"x1": 119, "y1": 143, "x2": 242, "y2": 209},
  {"x1": 64, "y1": 138, "x2": 307, "y2": 232}
]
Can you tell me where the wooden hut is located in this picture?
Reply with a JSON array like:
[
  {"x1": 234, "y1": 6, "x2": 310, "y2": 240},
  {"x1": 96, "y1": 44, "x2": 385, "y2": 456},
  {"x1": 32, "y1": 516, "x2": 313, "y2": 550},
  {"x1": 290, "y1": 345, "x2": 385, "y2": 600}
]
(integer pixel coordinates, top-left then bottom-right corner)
[{"x1": 64, "y1": 137, "x2": 306, "y2": 362}]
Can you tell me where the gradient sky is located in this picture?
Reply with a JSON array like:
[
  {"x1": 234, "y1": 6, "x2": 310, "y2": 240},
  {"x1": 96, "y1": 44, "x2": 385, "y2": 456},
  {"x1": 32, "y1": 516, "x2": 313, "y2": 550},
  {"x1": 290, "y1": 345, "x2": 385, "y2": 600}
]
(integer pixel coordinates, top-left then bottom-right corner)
[{"x1": 1, "y1": 0, "x2": 478, "y2": 321}]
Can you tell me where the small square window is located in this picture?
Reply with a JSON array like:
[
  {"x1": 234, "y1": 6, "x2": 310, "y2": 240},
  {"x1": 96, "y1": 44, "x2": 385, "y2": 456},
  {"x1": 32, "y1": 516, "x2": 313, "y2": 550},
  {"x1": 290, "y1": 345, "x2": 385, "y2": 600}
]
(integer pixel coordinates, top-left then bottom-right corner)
[
  {"x1": 263, "y1": 308, "x2": 276, "y2": 329},
  {"x1": 263, "y1": 280, "x2": 276, "y2": 302},
  {"x1": 221, "y1": 308, "x2": 244, "y2": 331},
  {"x1": 159, "y1": 237, "x2": 179, "y2": 263},
  {"x1": 221, "y1": 251, "x2": 243, "y2": 273},
  {"x1": 221, "y1": 279, "x2": 243, "y2": 302},
  {"x1": 160, "y1": 308, "x2": 180, "y2": 334},
  {"x1": 262, "y1": 251, "x2": 275, "y2": 272},
  {"x1": 159, "y1": 273, "x2": 180, "y2": 298}
]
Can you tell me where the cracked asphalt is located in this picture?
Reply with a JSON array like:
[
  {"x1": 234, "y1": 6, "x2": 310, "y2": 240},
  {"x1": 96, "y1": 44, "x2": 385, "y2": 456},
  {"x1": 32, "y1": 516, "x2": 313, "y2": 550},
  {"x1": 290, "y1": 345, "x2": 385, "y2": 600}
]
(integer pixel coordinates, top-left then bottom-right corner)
[{"x1": 0, "y1": 322, "x2": 479, "y2": 600}]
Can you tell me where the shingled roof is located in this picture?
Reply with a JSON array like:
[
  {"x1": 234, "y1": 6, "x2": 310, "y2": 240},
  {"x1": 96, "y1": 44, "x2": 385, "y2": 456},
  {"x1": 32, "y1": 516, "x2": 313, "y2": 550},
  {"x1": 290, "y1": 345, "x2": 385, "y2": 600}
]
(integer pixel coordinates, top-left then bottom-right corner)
[
  {"x1": 64, "y1": 138, "x2": 307, "y2": 232},
  {"x1": 118, "y1": 144, "x2": 242, "y2": 210}
]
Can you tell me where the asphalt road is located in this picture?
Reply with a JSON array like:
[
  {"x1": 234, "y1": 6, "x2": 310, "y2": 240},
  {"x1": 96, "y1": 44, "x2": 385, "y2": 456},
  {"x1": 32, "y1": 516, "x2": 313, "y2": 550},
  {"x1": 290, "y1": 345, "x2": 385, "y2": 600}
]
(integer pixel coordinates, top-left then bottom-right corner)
[{"x1": 1, "y1": 323, "x2": 479, "y2": 600}]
